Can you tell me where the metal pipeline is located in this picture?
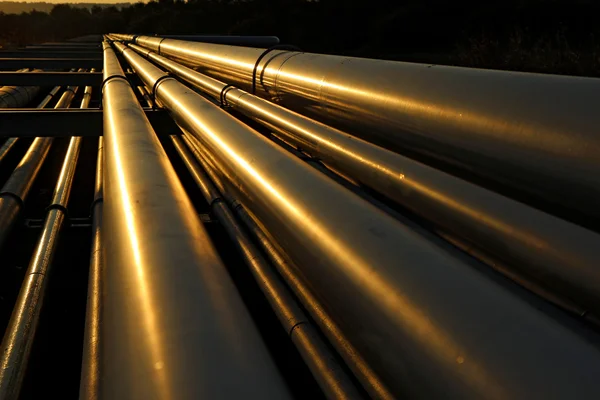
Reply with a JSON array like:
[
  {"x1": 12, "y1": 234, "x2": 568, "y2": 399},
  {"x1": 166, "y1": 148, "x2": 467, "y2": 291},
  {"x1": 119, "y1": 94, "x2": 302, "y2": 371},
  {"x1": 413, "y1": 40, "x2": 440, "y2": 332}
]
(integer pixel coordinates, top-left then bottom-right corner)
[
  {"x1": 115, "y1": 41, "x2": 600, "y2": 400},
  {"x1": 0, "y1": 84, "x2": 40, "y2": 108},
  {"x1": 109, "y1": 33, "x2": 279, "y2": 47},
  {"x1": 181, "y1": 132, "x2": 394, "y2": 400},
  {"x1": 99, "y1": 40, "x2": 290, "y2": 399},
  {"x1": 0, "y1": 77, "x2": 88, "y2": 400},
  {"x1": 126, "y1": 34, "x2": 600, "y2": 224},
  {"x1": 171, "y1": 134, "x2": 364, "y2": 400},
  {"x1": 0, "y1": 85, "x2": 73, "y2": 250},
  {"x1": 129, "y1": 45, "x2": 600, "y2": 315},
  {"x1": 79, "y1": 134, "x2": 103, "y2": 400},
  {"x1": 0, "y1": 70, "x2": 49, "y2": 165}
]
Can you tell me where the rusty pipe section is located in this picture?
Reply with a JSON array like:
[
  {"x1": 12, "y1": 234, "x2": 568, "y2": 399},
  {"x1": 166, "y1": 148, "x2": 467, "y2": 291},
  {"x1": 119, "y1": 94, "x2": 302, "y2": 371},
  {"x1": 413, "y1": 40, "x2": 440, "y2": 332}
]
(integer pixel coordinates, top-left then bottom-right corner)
[
  {"x1": 124, "y1": 34, "x2": 600, "y2": 224},
  {"x1": 129, "y1": 45, "x2": 600, "y2": 315},
  {"x1": 99, "y1": 40, "x2": 290, "y2": 400},
  {"x1": 0, "y1": 78, "x2": 87, "y2": 400},
  {"x1": 115, "y1": 41, "x2": 600, "y2": 400},
  {"x1": 171, "y1": 134, "x2": 364, "y2": 400},
  {"x1": 0, "y1": 84, "x2": 74, "y2": 251}
]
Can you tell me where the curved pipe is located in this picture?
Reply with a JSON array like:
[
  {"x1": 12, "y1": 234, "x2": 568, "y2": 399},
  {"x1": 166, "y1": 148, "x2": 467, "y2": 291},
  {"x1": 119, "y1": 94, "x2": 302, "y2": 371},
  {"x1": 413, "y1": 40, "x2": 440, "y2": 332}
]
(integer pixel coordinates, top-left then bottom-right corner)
[
  {"x1": 129, "y1": 44, "x2": 600, "y2": 315},
  {"x1": 0, "y1": 79, "x2": 85, "y2": 400},
  {"x1": 115, "y1": 41, "x2": 600, "y2": 400},
  {"x1": 127, "y1": 35, "x2": 600, "y2": 224},
  {"x1": 99, "y1": 40, "x2": 290, "y2": 400}
]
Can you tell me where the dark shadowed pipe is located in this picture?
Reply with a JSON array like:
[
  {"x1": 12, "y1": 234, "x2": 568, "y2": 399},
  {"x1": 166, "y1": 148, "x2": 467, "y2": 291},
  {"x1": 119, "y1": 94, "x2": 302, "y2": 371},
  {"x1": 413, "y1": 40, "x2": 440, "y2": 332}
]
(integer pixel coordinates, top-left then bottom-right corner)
[
  {"x1": 99, "y1": 40, "x2": 290, "y2": 400},
  {"x1": 128, "y1": 44, "x2": 600, "y2": 315},
  {"x1": 0, "y1": 84, "x2": 72, "y2": 251},
  {"x1": 171, "y1": 134, "x2": 364, "y2": 400},
  {"x1": 124, "y1": 34, "x2": 600, "y2": 224},
  {"x1": 114, "y1": 40, "x2": 600, "y2": 400},
  {"x1": 0, "y1": 77, "x2": 88, "y2": 400},
  {"x1": 0, "y1": 83, "x2": 62, "y2": 165}
]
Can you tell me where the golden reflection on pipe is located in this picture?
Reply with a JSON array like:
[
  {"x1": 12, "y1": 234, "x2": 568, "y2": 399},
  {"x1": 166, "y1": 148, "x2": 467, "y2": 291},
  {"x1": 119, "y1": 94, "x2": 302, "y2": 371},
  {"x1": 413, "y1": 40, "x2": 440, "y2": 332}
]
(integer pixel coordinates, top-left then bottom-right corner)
[{"x1": 166, "y1": 93, "x2": 508, "y2": 399}]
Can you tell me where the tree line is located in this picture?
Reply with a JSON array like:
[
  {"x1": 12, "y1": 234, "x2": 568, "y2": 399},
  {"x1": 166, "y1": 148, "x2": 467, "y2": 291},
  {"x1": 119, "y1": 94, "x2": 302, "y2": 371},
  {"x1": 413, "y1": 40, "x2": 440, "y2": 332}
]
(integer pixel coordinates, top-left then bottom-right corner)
[{"x1": 1, "y1": 0, "x2": 599, "y2": 76}]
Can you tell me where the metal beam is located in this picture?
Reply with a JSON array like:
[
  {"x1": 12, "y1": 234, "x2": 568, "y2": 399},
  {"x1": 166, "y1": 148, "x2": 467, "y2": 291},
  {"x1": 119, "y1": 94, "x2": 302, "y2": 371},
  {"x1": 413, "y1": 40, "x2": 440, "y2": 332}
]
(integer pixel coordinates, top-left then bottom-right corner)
[
  {"x1": 0, "y1": 109, "x2": 182, "y2": 137},
  {"x1": 0, "y1": 58, "x2": 102, "y2": 69},
  {"x1": 0, "y1": 72, "x2": 141, "y2": 86}
]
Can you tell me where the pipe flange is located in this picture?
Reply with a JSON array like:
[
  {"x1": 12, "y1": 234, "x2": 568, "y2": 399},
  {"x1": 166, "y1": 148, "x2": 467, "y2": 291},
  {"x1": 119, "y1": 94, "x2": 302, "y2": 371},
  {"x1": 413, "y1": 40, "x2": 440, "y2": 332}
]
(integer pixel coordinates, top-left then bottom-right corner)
[
  {"x1": 219, "y1": 84, "x2": 238, "y2": 108},
  {"x1": 101, "y1": 74, "x2": 129, "y2": 94},
  {"x1": 252, "y1": 44, "x2": 301, "y2": 95}
]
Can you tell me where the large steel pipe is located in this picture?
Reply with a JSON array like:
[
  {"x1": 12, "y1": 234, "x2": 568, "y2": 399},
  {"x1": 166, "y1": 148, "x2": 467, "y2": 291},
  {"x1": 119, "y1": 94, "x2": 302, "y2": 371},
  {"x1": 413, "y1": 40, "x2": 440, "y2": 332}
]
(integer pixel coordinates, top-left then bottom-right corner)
[
  {"x1": 0, "y1": 85, "x2": 71, "y2": 251},
  {"x1": 130, "y1": 45, "x2": 600, "y2": 314},
  {"x1": 0, "y1": 81, "x2": 90, "y2": 400},
  {"x1": 115, "y1": 41, "x2": 600, "y2": 400},
  {"x1": 181, "y1": 133, "x2": 395, "y2": 400},
  {"x1": 171, "y1": 134, "x2": 364, "y2": 400},
  {"x1": 127, "y1": 34, "x2": 600, "y2": 223},
  {"x1": 99, "y1": 40, "x2": 289, "y2": 400}
]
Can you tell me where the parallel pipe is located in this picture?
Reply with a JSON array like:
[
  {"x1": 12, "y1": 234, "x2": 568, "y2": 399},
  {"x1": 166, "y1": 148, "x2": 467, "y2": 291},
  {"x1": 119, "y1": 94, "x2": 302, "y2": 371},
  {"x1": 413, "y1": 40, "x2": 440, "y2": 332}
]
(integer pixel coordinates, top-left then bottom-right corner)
[
  {"x1": 0, "y1": 79, "x2": 87, "y2": 400},
  {"x1": 115, "y1": 41, "x2": 600, "y2": 400},
  {"x1": 184, "y1": 132, "x2": 394, "y2": 399},
  {"x1": 99, "y1": 40, "x2": 290, "y2": 400},
  {"x1": 131, "y1": 45, "x2": 600, "y2": 314},
  {"x1": 127, "y1": 34, "x2": 600, "y2": 223},
  {"x1": 79, "y1": 134, "x2": 103, "y2": 400},
  {"x1": 171, "y1": 134, "x2": 364, "y2": 400},
  {"x1": 110, "y1": 33, "x2": 279, "y2": 47},
  {"x1": 0, "y1": 85, "x2": 71, "y2": 250}
]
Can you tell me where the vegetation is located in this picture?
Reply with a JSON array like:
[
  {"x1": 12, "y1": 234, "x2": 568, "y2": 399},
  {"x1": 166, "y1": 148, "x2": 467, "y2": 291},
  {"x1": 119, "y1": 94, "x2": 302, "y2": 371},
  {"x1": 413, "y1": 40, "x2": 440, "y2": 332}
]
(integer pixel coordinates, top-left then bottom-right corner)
[{"x1": 1, "y1": 0, "x2": 599, "y2": 77}]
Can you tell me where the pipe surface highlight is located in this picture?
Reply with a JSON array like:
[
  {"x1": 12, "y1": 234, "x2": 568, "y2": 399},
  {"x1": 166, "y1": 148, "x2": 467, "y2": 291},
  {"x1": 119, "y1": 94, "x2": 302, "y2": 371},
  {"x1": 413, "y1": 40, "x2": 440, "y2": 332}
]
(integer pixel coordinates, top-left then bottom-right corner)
[
  {"x1": 115, "y1": 40, "x2": 600, "y2": 400},
  {"x1": 130, "y1": 45, "x2": 600, "y2": 315},
  {"x1": 100, "y1": 40, "x2": 290, "y2": 400},
  {"x1": 0, "y1": 78, "x2": 85, "y2": 400},
  {"x1": 127, "y1": 34, "x2": 600, "y2": 224}
]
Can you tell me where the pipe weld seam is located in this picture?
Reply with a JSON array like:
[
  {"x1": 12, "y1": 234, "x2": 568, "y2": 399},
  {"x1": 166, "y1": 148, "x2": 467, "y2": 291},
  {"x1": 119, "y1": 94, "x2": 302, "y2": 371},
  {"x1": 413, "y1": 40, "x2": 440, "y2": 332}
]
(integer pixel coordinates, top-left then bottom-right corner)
[
  {"x1": 101, "y1": 74, "x2": 129, "y2": 94},
  {"x1": 156, "y1": 37, "x2": 166, "y2": 55},
  {"x1": 288, "y1": 321, "x2": 308, "y2": 338},
  {"x1": 45, "y1": 203, "x2": 69, "y2": 219},
  {"x1": 151, "y1": 74, "x2": 175, "y2": 97},
  {"x1": 209, "y1": 197, "x2": 224, "y2": 208},
  {"x1": 219, "y1": 84, "x2": 238, "y2": 108},
  {"x1": 0, "y1": 191, "x2": 24, "y2": 207},
  {"x1": 252, "y1": 44, "x2": 302, "y2": 95},
  {"x1": 89, "y1": 197, "x2": 104, "y2": 215}
]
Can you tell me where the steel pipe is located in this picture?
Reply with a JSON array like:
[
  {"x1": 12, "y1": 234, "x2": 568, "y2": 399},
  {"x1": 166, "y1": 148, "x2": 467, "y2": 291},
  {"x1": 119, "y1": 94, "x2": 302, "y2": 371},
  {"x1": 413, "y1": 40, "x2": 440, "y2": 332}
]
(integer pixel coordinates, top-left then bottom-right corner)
[
  {"x1": 183, "y1": 132, "x2": 394, "y2": 400},
  {"x1": 99, "y1": 40, "x2": 289, "y2": 400},
  {"x1": 80, "y1": 134, "x2": 103, "y2": 400},
  {"x1": 0, "y1": 85, "x2": 73, "y2": 251},
  {"x1": 0, "y1": 77, "x2": 86, "y2": 400},
  {"x1": 171, "y1": 134, "x2": 364, "y2": 400},
  {"x1": 115, "y1": 41, "x2": 600, "y2": 400},
  {"x1": 109, "y1": 33, "x2": 279, "y2": 47},
  {"x1": 0, "y1": 84, "x2": 39, "y2": 108},
  {"x1": 129, "y1": 46, "x2": 600, "y2": 316},
  {"x1": 126, "y1": 34, "x2": 600, "y2": 223}
]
